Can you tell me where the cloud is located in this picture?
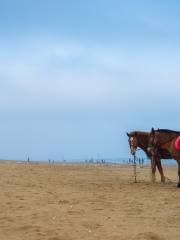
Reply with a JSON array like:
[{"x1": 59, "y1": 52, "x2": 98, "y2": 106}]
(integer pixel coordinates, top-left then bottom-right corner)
[{"x1": 0, "y1": 36, "x2": 180, "y2": 112}]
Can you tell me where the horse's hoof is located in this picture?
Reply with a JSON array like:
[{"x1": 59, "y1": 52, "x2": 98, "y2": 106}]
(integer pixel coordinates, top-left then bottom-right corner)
[{"x1": 177, "y1": 183, "x2": 180, "y2": 188}]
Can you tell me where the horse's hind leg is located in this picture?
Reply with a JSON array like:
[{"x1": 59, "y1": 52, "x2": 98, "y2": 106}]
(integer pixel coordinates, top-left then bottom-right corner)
[{"x1": 156, "y1": 158, "x2": 165, "y2": 183}]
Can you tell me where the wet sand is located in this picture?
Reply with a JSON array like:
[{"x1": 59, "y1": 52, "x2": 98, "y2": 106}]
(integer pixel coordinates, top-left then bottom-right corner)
[{"x1": 0, "y1": 161, "x2": 180, "y2": 240}]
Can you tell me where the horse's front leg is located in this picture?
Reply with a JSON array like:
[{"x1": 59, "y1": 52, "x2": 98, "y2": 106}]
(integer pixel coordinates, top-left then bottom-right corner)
[
  {"x1": 156, "y1": 157, "x2": 165, "y2": 183},
  {"x1": 151, "y1": 157, "x2": 156, "y2": 183}
]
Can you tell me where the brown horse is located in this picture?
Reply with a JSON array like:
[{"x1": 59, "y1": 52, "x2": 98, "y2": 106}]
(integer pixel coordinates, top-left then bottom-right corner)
[
  {"x1": 127, "y1": 131, "x2": 165, "y2": 182},
  {"x1": 148, "y1": 128, "x2": 180, "y2": 187}
]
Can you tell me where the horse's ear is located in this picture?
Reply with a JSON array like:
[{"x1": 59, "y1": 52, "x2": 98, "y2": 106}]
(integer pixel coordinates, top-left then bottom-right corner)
[
  {"x1": 126, "y1": 132, "x2": 130, "y2": 137},
  {"x1": 151, "y1": 127, "x2": 155, "y2": 133}
]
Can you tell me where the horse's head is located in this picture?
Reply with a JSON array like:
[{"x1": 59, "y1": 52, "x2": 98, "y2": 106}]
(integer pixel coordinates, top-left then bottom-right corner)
[{"x1": 127, "y1": 131, "x2": 138, "y2": 155}]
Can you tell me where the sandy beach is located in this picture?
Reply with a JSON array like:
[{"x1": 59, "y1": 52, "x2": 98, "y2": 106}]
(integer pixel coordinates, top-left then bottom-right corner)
[{"x1": 0, "y1": 161, "x2": 180, "y2": 240}]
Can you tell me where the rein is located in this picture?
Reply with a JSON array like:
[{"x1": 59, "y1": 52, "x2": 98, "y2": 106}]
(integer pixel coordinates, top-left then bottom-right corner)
[
  {"x1": 149, "y1": 132, "x2": 178, "y2": 158},
  {"x1": 152, "y1": 133, "x2": 177, "y2": 148},
  {"x1": 133, "y1": 153, "x2": 137, "y2": 183}
]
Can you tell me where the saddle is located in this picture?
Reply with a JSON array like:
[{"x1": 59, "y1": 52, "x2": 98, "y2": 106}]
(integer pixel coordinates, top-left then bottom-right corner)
[{"x1": 175, "y1": 136, "x2": 180, "y2": 150}]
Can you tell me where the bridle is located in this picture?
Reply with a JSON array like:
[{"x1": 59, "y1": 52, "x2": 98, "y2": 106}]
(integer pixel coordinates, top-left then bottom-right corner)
[{"x1": 129, "y1": 135, "x2": 141, "y2": 155}]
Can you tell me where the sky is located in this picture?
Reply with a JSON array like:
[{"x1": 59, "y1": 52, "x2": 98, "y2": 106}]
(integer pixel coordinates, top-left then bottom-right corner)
[{"x1": 0, "y1": 0, "x2": 180, "y2": 161}]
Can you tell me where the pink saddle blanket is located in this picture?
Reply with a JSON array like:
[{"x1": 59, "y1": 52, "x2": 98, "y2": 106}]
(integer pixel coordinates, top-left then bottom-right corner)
[{"x1": 175, "y1": 136, "x2": 180, "y2": 150}]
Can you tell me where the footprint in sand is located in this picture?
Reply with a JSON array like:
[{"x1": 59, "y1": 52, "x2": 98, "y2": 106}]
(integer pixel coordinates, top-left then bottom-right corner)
[{"x1": 133, "y1": 232, "x2": 164, "y2": 240}]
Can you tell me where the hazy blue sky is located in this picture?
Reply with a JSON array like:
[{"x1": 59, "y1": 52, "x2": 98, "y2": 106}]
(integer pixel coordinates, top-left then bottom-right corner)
[{"x1": 0, "y1": 0, "x2": 180, "y2": 160}]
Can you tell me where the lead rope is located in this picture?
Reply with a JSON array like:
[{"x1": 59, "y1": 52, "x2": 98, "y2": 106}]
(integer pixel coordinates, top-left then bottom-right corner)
[{"x1": 133, "y1": 154, "x2": 137, "y2": 183}]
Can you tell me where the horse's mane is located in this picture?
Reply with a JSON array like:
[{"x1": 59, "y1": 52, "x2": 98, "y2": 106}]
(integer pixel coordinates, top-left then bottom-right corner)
[
  {"x1": 129, "y1": 131, "x2": 149, "y2": 136},
  {"x1": 156, "y1": 129, "x2": 180, "y2": 134}
]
